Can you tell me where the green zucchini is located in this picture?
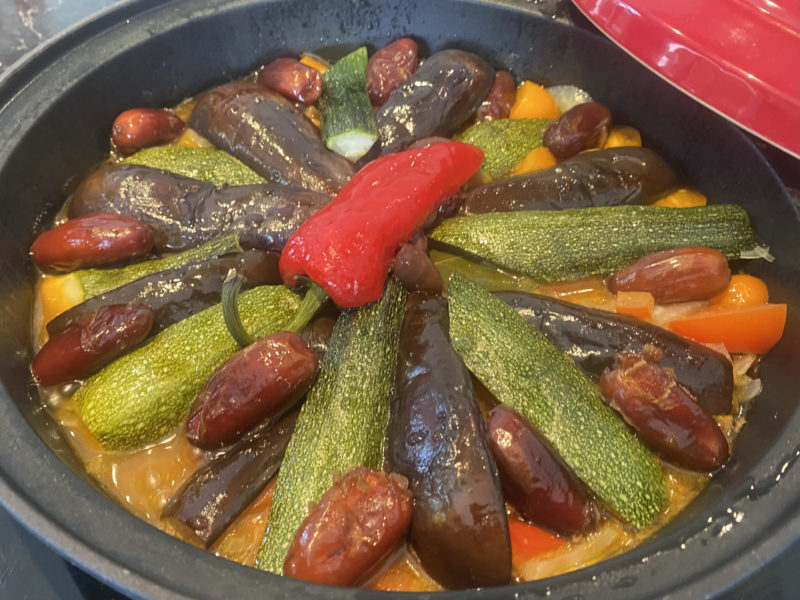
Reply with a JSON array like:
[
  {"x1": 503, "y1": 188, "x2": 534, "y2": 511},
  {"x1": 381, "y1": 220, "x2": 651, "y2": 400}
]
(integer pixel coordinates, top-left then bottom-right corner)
[
  {"x1": 447, "y1": 274, "x2": 667, "y2": 529},
  {"x1": 256, "y1": 278, "x2": 406, "y2": 573},
  {"x1": 123, "y1": 146, "x2": 265, "y2": 187},
  {"x1": 75, "y1": 284, "x2": 300, "y2": 451},
  {"x1": 319, "y1": 47, "x2": 379, "y2": 161},
  {"x1": 431, "y1": 249, "x2": 539, "y2": 293},
  {"x1": 75, "y1": 234, "x2": 240, "y2": 299},
  {"x1": 431, "y1": 204, "x2": 759, "y2": 282},
  {"x1": 456, "y1": 118, "x2": 552, "y2": 179}
]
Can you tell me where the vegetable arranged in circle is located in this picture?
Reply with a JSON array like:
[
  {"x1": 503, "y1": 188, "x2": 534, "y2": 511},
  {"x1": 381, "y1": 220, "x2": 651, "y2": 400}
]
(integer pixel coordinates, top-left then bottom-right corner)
[{"x1": 29, "y1": 36, "x2": 787, "y2": 591}]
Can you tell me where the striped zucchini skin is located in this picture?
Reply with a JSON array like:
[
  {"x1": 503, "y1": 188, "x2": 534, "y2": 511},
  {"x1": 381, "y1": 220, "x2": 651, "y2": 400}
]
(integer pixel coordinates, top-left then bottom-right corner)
[
  {"x1": 431, "y1": 204, "x2": 758, "y2": 282},
  {"x1": 456, "y1": 117, "x2": 552, "y2": 179},
  {"x1": 75, "y1": 284, "x2": 300, "y2": 451},
  {"x1": 319, "y1": 47, "x2": 378, "y2": 161},
  {"x1": 256, "y1": 278, "x2": 407, "y2": 574},
  {"x1": 447, "y1": 274, "x2": 667, "y2": 529},
  {"x1": 76, "y1": 234, "x2": 241, "y2": 298},
  {"x1": 123, "y1": 146, "x2": 265, "y2": 187}
]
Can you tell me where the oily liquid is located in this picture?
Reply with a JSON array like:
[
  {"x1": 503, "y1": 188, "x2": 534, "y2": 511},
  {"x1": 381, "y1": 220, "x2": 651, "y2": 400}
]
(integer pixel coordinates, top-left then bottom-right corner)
[{"x1": 36, "y1": 276, "x2": 726, "y2": 590}]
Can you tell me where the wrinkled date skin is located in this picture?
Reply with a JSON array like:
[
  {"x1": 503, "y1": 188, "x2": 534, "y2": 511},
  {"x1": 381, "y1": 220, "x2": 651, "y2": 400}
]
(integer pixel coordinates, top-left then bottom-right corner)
[
  {"x1": 189, "y1": 82, "x2": 354, "y2": 195},
  {"x1": 487, "y1": 406, "x2": 595, "y2": 537},
  {"x1": 367, "y1": 38, "x2": 419, "y2": 107},
  {"x1": 391, "y1": 242, "x2": 443, "y2": 293},
  {"x1": 32, "y1": 303, "x2": 153, "y2": 386},
  {"x1": 475, "y1": 71, "x2": 516, "y2": 122},
  {"x1": 163, "y1": 410, "x2": 298, "y2": 547},
  {"x1": 609, "y1": 246, "x2": 731, "y2": 303},
  {"x1": 377, "y1": 49, "x2": 494, "y2": 154},
  {"x1": 256, "y1": 58, "x2": 323, "y2": 105},
  {"x1": 69, "y1": 164, "x2": 329, "y2": 251},
  {"x1": 111, "y1": 108, "x2": 185, "y2": 155},
  {"x1": 496, "y1": 291, "x2": 734, "y2": 414},
  {"x1": 31, "y1": 212, "x2": 154, "y2": 272},
  {"x1": 599, "y1": 346, "x2": 730, "y2": 471},
  {"x1": 185, "y1": 331, "x2": 317, "y2": 449},
  {"x1": 543, "y1": 102, "x2": 613, "y2": 159},
  {"x1": 388, "y1": 292, "x2": 511, "y2": 589},
  {"x1": 283, "y1": 466, "x2": 413, "y2": 587},
  {"x1": 461, "y1": 147, "x2": 677, "y2": 214}
]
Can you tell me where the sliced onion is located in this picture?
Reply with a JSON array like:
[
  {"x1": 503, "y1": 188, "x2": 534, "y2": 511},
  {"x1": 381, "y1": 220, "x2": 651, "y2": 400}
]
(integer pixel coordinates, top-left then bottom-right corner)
[
  {"x1": 545, "y1": 85, "x2": 593, "y2": 113},
  {"x1": 520, "y1": 521, "x2": 625, "y2": 581},
  {"x1": 740, "y1": 245, "x2": 775, "y2": 262}
]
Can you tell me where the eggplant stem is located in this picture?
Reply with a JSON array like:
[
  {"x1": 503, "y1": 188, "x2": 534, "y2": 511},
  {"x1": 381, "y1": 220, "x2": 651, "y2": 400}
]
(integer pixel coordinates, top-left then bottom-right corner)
[
  {"x1": 221, "y1": 269, "x2": 256, "y2": 347},
  {"x1": 286, "y1": 281, "x2": 329, "y2": 333}
]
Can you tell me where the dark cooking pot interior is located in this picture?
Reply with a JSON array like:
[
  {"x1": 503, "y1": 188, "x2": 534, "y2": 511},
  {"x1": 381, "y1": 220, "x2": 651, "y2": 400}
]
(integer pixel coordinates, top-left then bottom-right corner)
[{"x1": 0, "y1": 0, "x2": 799, "y2": 598}]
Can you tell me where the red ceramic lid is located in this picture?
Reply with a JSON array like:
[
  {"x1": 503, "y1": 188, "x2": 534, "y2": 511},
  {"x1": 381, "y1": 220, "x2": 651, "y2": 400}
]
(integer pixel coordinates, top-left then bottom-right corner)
[{"x1": 572, "y1": 0, "x2": 800, "y2": 159}]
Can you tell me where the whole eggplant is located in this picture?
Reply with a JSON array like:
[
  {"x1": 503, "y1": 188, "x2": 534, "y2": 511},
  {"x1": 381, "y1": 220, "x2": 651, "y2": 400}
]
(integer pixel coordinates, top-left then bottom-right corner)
[
  {"x1": 189, "y1": 82, "x2": 354, "y2": 195},
  {"x1": 377, "y1": 49, "x2": 494, "y2": 154},
  {"x1": 68, "y1": 164, "x2": 328, "y2": 251},
  {"x1": 461, "y1": 147, "x2": 677, "y2": 214},
  {"x1": 162, "y1": 410, "x2": 298, "y2": 548},
  {"x1": 46, "y1": 250, "x2": 280, "y2": 338},
  {"x1": 495, "y1": 291, "x2": 733, "y2": 414},
  {"x1": 388, "y1": 292, "x2": 510, "y2": 589}
]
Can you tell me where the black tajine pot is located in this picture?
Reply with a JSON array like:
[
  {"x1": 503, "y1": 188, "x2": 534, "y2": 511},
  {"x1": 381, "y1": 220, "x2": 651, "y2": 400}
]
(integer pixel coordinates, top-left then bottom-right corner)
[{"x1": 0, "y1": 1, "x2": 798, "y2": 598}]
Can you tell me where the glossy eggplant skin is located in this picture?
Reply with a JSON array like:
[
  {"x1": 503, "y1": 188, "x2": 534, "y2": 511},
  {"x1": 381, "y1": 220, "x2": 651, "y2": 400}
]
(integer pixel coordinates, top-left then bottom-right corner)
[
  {"x1": 189, "y1": 82, "x2": 353, "y2": 195},
  {"x1": 68, "y1": 164, "x2": 328, "y2": 251},
  {"x1": 377, "y1": 49, "x2": 494, "y2": 155},
  {"x1": 162, "y1": 410, "x2": 298, "y2": 548},
  {"x1": 46, "y1": 250, "x2": 280, "y2": 338},
  {"x1": 495, "y1": 291, "x2": 733, "y2": 414},
  {"x1": 388, "y1": 292, "x2": 510, "y2": 589},
  {"x1": 461, "y1": 147, "x2": 678, "y2": 214}
]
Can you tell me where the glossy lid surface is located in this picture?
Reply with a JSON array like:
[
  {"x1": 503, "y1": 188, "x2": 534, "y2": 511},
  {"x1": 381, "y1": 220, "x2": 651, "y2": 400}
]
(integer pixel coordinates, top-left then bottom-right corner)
[{"x1": 573, "y1": 0, "x2": 800, "y2": 158}]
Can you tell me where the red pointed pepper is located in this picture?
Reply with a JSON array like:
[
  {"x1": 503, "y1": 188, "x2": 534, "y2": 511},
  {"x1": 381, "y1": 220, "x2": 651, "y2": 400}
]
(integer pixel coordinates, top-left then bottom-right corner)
[{"x1": 279, "y1": 142, "x2": 484, "y2": 308}]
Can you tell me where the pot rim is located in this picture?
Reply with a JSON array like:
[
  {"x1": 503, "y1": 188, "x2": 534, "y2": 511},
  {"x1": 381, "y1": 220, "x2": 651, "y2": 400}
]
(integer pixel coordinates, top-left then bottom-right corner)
[{"x1": 1, "y1": 1, "x2": 799, "y2": 599}]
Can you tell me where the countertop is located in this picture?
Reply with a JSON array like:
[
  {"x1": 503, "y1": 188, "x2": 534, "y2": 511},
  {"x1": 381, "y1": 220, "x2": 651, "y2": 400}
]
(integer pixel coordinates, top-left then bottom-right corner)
[{"x1": 1, "y1": 1, "x2": 799, "y2": 599}]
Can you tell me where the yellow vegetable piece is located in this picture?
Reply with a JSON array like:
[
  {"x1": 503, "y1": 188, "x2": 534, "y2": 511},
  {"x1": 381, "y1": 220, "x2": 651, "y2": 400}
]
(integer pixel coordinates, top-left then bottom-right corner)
[
  {"x1": 652, "y1": 188, "x2": 707, "y2": 208},
  {"x1": 40, "y1": 273, "x2": 85, "y2": 327},
  {"x1": 174, "y1": 128, "x2": 214, "y2": 148},
  {"x1": 603, "y1": 125, "x2": 642, "y2": 149},
  {"x1": 509, "y1": 81, "x2": 561, "y2": 120},
  {"x1": 303, "y1": 105, "x2": 322, "y2": 129},
  {"x1": 511, "y1": 147, "x2": 557, "y2": 176},
  {"x1": 615, "y1": 290, "x2": 655, "y2": 320},
  {"x1": 300, "y1": 53, "x2": 330, "y2": 74},
  {"x1": 172, "y1": 98, "x2": 197, "y2": 122}
]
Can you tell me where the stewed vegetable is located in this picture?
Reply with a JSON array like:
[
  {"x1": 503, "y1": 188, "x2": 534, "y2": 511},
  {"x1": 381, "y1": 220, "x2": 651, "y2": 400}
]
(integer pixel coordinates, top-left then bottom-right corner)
[{"x1": 29, "y1": 36, "x2": 788, "y2": 592}]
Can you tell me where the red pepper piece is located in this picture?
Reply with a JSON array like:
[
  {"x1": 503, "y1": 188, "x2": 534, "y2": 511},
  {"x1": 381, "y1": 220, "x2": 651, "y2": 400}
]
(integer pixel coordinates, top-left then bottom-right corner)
[{"x1": 278, "y1": 142, "x2": 484, "y2": 308}]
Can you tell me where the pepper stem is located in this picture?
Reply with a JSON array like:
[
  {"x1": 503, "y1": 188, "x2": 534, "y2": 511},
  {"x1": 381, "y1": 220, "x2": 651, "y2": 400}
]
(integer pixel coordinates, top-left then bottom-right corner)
[
  {"x1": 286, "y1": 281, "x2": 329, "y2": 333},
  {"x1": 221, "y1": 269, "x2": 256, "y2": 347}
]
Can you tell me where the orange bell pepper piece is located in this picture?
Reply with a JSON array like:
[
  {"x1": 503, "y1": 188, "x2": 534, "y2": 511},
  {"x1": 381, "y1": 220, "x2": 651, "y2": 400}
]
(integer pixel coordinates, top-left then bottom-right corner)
[
  {"x1": 710, "y1": 274, "x2": 769, "y2": 310},
  {"x1": 510, "y1": 147, "x2": 557, "y2": 176},
  {"x1": 508, "y1": 516, "x2": 566, "y2": 568},
  {"x1": 509, "y1": 81, "x2": 561, "y2": 119},
  {"x1": 668, "y1": 303, "x2": 787, "y2": 354},
  {"x1": 615, "y1": 290, "x2": 655, "y2": 320},
  {"x1": 652, "y1": 188, "x2": 707, "y2": 208}
]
